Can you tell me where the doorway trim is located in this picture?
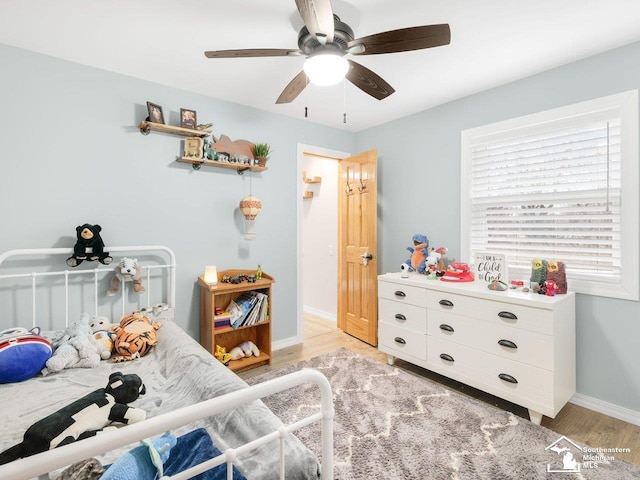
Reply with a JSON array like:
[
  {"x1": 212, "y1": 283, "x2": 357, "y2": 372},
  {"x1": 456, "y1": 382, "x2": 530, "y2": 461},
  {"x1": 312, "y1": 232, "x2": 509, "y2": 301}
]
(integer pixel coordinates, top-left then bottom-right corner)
[{"x1": 295, "y1": 143, "x2": 350, "y2": 345}]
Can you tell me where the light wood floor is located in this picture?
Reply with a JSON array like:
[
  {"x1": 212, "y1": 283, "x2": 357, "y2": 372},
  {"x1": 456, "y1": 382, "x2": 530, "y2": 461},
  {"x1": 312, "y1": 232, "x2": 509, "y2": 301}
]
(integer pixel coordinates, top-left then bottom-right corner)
[{"x1": 240, "y1": 314, "x2": 640, "y2": 467}]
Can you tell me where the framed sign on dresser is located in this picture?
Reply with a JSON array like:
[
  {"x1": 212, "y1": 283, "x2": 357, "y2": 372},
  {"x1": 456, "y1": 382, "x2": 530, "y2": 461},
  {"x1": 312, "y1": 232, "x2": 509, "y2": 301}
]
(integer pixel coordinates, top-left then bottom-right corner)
[{"x1": 378, "y1": 272, "x2": 575, "y2": 425}]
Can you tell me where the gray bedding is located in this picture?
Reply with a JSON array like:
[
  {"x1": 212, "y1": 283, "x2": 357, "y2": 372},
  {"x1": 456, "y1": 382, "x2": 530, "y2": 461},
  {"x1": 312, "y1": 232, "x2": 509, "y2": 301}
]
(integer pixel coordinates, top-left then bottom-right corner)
[{"x1": 0, "y1": 319, "x2": 321, "y2": 479}]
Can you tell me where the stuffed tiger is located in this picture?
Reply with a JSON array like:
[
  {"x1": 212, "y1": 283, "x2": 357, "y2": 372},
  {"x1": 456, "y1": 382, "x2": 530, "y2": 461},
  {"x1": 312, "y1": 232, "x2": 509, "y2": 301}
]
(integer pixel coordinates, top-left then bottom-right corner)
[{"x1": 111, "y1": 312, "x2": 161, "y2": 363}]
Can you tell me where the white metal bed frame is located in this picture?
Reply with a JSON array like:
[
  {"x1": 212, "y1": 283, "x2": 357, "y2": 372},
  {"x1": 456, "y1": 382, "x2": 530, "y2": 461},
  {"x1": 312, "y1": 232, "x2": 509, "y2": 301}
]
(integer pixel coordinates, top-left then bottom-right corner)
[{"x1": 0, "y1": 246, "x2": 334, "y2": 480}]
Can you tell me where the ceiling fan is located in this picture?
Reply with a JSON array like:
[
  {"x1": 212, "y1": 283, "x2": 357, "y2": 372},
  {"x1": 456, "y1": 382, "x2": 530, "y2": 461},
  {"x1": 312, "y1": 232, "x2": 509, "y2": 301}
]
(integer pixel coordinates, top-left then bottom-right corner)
[{"x1": 204, "y1": 0, "x2": 450, "y2": 104}]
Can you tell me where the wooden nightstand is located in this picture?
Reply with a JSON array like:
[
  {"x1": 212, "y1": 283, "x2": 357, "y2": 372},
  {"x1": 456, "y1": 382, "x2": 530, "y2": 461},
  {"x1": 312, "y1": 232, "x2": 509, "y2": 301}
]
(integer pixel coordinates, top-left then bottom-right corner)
[{"x1": 198, "y1": 269, "x2": 274, "y2": 373}]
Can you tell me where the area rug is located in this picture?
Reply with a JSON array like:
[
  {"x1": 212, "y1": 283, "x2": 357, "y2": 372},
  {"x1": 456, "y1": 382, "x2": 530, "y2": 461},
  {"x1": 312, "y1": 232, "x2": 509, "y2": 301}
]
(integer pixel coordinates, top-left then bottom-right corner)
[{"x1": 246, "y1": 348, "x2": 640, "y2": 480}]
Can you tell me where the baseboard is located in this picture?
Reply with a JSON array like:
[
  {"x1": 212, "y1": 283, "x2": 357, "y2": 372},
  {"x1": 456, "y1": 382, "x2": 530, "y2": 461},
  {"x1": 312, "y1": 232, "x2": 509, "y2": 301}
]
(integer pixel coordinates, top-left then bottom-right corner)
[
  {"x1": 303, "y1": 305, "x2": 337, "y2": 323},
  {"x1": 570, "y1": 393, "x2": 640, "y2": 426},
  {"x1": 272, "y1": 335, "x2": 301, "y2": 351}
]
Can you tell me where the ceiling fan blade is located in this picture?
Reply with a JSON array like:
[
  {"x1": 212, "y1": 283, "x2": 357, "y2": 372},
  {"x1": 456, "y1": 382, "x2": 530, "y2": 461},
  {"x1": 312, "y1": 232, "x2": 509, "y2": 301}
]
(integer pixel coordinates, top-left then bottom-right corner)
[
  {"x1": 349, "y1": 24, "x2": 451, "y2": 55},
  {"x1": 346, "y1": 60, "x2": 395, "y2": 100},
  {"x1": 204, "y1": 48, "x2": 300, "y2": 59},
  {"x1": 276, "y1": 70, "x2": 309, "y2": 104},
  {"x1": 295, "y1": 0, "x2": 334, "y2": 43}
]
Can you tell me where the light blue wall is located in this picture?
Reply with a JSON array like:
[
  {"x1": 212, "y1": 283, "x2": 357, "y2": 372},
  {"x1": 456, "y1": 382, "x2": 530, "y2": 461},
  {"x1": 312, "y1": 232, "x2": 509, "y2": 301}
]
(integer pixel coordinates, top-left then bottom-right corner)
[
  {"x1": 356, "y1": 41, "x2": 640, "y2": 412},
  {"x1": 0, "y1": 44, "x2": 356, "y2": 342}
]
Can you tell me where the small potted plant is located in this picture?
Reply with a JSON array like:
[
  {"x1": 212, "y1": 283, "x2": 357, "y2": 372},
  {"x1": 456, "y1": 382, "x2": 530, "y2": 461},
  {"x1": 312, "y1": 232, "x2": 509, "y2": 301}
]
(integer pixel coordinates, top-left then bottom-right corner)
[{"x1": 252, "y1": 143, "x2": 271, "y2": 167}]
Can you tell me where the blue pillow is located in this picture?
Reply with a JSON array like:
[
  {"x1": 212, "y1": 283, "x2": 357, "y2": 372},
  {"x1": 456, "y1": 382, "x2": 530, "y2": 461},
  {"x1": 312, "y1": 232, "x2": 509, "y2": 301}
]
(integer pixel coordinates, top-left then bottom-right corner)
[
  {"x1": 163, "y1": 429, "x2": 247, "y2": 480},
  {"x1": 0, "y1": 327, "x2": 52, "y2": 383}
]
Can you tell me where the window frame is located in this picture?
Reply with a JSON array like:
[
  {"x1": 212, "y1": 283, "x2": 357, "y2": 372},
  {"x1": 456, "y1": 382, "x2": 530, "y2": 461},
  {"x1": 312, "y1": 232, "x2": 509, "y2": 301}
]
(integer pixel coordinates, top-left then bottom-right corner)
[{"x1": 461, "y1": 90, "x2": 639, "y2": 300}]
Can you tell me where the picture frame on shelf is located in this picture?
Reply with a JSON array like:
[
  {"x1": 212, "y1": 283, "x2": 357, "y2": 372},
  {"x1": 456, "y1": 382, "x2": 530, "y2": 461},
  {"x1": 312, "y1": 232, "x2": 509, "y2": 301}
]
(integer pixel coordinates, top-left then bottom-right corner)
[
  {"x1": 180, "y1": 108, "x2": 197, "y2": 129},
  {"x1": 184, "y1": 137, "x2": 204, "y2": 159},
  {"x1": 146, "y1": 101, "x2": 165, "y2": 124},
  {"x1": 473, "y1": 252, "x2": 507, "y2": 283}
]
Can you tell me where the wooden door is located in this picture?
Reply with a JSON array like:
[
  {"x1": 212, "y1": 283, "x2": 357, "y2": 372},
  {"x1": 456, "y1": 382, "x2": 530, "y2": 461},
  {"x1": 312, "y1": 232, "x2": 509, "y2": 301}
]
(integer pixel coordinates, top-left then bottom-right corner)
[{"x1": 337, "y1": 149, "x2": 378, "y2": 346}]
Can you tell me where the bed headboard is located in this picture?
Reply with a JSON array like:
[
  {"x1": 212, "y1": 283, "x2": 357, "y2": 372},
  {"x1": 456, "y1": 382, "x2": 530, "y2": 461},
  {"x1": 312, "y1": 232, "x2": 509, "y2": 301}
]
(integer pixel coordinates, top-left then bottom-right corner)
[{"x1": 0, "y1": 246, "x2": 175, "y2": 330}]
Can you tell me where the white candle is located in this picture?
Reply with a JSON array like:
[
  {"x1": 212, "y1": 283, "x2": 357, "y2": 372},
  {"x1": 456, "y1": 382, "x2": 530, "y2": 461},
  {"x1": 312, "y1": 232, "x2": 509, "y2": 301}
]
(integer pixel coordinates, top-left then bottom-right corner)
[{"x1": 204, "y1": 265, "x2": 218, "y2": 285}]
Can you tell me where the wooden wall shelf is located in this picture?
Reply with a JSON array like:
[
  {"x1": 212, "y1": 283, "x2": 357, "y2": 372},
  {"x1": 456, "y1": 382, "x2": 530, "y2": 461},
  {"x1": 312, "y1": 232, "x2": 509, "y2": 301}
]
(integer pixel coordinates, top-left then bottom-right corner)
[
  {"x1": 303, "y1": 171, "x2": 322, "y2": 184},
  {"x1": 178, "y1": 157, "x2": 267, "y2": 173},
  {"x1": 303, "y1": 191, "x2": 314, "y2": 199},
  {"x1": 139, "y1": 120, "x2": 211, "y2": 137}
]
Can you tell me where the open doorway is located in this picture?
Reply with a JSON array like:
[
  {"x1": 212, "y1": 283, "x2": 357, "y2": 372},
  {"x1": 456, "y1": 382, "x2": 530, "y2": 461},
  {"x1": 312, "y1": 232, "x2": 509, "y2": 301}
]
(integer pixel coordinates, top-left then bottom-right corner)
[{"x1": 296, "y1": 144, "x2": 349, "y2": 343}]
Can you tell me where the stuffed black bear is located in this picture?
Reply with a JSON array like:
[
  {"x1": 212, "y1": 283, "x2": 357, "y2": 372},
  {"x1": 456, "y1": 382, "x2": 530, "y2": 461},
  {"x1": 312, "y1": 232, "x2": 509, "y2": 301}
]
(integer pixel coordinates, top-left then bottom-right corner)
[
  {"x1": 66, "y1": 224, "x2": 112, "y2": 267},
  {"x1": 0, "y1": 372, "x2": 146, "y2": 464}
]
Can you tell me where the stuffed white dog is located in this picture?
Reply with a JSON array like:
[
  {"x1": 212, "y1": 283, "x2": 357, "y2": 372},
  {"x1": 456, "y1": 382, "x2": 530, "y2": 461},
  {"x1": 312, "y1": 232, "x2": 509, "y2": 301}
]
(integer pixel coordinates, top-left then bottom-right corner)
[{"x1": 107, "y1": 257, "x2": 145, "y2": 295}]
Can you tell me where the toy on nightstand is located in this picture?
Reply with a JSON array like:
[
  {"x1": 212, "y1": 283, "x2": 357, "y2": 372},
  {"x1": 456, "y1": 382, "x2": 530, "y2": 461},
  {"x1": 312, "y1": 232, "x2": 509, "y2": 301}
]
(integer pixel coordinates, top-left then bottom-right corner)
[
  {"x1": 214, "y1": 345, "x2": 232, "y2": 366},
  {"x1": 229, "y1": 341, "x2": 260, "y2": 361},
  {"x1": 403, "y1": 234, "x2": 429, "y2": 274}
]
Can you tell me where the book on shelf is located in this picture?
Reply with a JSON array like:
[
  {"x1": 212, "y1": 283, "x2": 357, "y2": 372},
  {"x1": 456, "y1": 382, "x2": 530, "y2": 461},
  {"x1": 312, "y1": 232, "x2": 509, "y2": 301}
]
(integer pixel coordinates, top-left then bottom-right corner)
[
  {"x1": 245, "y1": 292, "x2": 267, "y2": 326},
  {"x1": 214, "y1": 319, "x2": 231, "y2": 330},
  {"x1": 228, "y1": 290, "x2": 268, "y2": 328},
  {"x1": 214, "y1": 310, "x2": 231, "y2": 321},
  {"x1": 213, "y1": 310, "x2": 231, "y2": 329},
  {"x1": 228, "y1": 291, "x2": 259, "y2": 329}
]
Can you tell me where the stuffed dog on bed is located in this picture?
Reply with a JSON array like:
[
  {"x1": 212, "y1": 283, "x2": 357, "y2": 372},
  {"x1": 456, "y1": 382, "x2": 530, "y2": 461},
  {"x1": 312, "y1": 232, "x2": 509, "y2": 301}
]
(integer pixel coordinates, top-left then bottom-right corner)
[{"x1": 0, "y1": 372, "x2": 146, "y2": 465}]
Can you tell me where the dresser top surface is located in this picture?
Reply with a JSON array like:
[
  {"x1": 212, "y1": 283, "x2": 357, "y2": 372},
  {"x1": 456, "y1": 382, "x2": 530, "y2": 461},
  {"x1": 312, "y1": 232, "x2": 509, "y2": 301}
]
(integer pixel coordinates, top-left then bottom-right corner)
[{"x1": 379, "y1": 272, "x2": 575, "y2": 307}]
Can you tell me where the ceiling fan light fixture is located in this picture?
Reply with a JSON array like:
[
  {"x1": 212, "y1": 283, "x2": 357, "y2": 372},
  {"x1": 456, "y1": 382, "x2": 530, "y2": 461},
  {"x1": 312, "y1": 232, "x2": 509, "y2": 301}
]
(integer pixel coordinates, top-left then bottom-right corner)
[{"x1": 303, "y1": 53, "x2": 349, "y2": 86}]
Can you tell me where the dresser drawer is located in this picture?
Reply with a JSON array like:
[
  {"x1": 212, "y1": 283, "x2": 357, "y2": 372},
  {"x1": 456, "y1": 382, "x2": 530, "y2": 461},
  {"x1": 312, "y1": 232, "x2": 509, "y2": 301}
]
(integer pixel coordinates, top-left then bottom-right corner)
[
  {"x1": 379, "y1": 322, "x2": 427, "y2": 360},
  {"x1": 379, "y1": 298, "x2": 427, "y2": 334},
  {"x1": 426, "y1": 336, "x2": 554, "y2": 410},
  {"x1": 378, "y1": 280, "x2": 427, "y2": 308},
  {"x1": 426, "y1": 291, "x2": 553, "y2": 335},
  {"x1": 427, "y1": 311, "x2": 553, "y2": 370}
]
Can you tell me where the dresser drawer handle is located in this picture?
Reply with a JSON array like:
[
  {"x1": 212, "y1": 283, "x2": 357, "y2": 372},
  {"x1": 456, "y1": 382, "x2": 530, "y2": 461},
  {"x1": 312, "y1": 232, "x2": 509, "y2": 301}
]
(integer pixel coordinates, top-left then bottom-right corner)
[
  {"x1": 439, "y1": 324, "x2": 454, "y2": 333},
  {"x1": 498, "y1": 311, "x2": 518, "y2": 320},
  {"x1": 395, "y1": 314, "x2": 407, "y2": 321},
  {"x1": 394, "y1": 337, "x2": 406, "y2": 345},
  {"x1": 498, "y1": 339, "x2": 518, "y2": 349},
  {"x1": 394, "y1": 291, "x2": 406, "y2": 298},
  {"x1": 439, "y1": 299, "x2": 454, "y2": 307},
  {"x1": 439, "y1": 353, "x2": 454, "y2": 362},
  {"x1": 499, "y1": 373, "x2": 518, "y2": 384}
]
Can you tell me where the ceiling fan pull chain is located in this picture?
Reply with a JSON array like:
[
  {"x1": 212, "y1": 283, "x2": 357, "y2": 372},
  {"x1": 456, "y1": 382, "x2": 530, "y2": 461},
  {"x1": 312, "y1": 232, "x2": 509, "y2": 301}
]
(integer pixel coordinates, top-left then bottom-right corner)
[{"x1": 343, "y1": 78, "x2": 347, "y2": 124}]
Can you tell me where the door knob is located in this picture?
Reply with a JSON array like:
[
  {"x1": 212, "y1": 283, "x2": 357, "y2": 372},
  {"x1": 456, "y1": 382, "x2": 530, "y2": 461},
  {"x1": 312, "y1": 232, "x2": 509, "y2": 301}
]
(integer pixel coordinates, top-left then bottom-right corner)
[{"x1": 360, "y1": 253, "x2": 373, "y2": 266}]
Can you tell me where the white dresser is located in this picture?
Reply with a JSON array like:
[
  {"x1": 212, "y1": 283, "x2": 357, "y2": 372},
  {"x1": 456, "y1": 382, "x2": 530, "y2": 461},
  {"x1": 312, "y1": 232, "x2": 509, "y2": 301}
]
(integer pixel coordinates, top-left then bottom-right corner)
[{"x1": 378, "y1": 272, "x2": 576, "y2": 424}]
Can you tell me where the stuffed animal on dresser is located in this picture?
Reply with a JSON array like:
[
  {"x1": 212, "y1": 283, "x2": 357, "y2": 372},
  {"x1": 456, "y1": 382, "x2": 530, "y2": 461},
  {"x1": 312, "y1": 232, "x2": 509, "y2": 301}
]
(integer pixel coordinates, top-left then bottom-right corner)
[
  {"x1": 403, "y1": 234, "x2": 429, "y2": 274},
  {"x1": 107, "y1": 257, "x2": 145, "y2": 296},
  {"x1": 0, "y1": 372, "x2": 146, "y2": 465},
  {"x1": 112, "y1": 313, "x2": 161, "y2": 362}
]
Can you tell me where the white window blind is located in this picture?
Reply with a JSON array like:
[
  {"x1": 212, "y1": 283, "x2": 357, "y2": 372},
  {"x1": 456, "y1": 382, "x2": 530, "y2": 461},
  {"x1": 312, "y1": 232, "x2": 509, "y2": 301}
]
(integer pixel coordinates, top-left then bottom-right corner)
[{"x1": 461, "y1": 91, "x2": 638, "y2": 300}]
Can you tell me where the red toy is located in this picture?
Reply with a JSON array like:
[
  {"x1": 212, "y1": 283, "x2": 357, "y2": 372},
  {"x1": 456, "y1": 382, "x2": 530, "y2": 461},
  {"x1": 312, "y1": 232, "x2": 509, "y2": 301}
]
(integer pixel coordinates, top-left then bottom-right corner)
[
  {"x1": 544, "y1": 279, "x2": 560, "y2": 296},
  {"x1": 440, "y1": 262, "x2": 475, "y2": 282}
]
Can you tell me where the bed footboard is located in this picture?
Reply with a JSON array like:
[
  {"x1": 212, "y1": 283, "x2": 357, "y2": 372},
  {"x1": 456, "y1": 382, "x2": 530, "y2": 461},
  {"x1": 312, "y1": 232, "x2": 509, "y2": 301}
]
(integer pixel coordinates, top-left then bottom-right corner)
[{"x1": 0, "y1": 368, "x2": 334, "y2": 480}]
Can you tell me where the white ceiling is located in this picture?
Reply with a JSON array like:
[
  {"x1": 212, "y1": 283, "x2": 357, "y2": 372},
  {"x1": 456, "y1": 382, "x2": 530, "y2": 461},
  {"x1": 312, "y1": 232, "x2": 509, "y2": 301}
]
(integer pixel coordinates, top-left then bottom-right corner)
[{"x1": 2, "y1": 0, "x2": 640, "y2": 132}]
